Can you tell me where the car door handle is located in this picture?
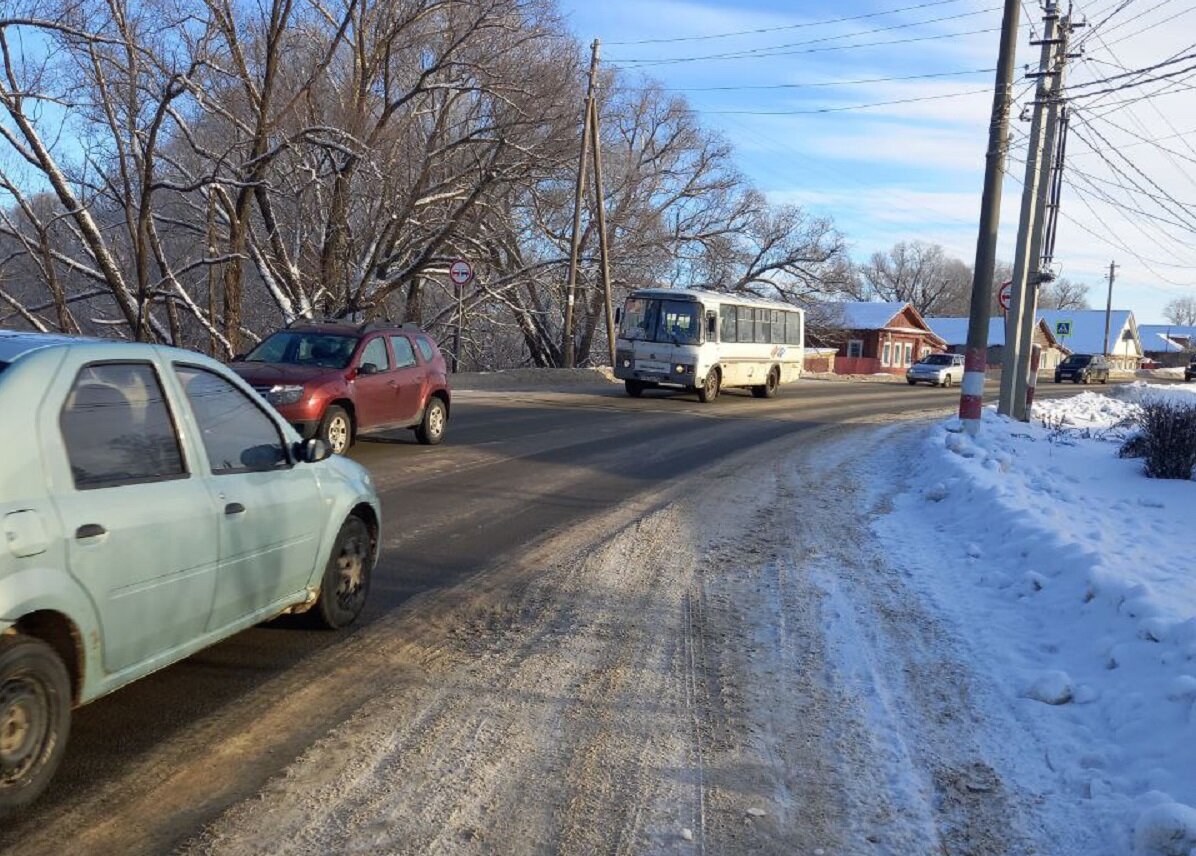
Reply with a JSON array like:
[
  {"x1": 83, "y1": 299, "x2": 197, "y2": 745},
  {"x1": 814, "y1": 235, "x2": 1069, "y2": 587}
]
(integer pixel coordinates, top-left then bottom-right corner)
[
  {"x1": 224, "y1": 502, "x2": 246, "y2": 516},
  {"x1": 75, "y1": 524, "x2": 106, "y2": 539}
]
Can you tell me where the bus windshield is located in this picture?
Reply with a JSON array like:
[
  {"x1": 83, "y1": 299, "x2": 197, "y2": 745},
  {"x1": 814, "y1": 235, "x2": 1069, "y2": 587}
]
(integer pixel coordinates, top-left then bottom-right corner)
[{"x1": 620, "y1": 298, "x2": 702, "y2": 345}]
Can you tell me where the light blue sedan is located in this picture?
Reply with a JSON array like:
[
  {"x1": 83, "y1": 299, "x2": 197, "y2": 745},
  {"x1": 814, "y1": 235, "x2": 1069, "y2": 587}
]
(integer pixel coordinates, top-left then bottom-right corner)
[{"x1": 0, "y1": 332, "x2": 380, "y2": 813}]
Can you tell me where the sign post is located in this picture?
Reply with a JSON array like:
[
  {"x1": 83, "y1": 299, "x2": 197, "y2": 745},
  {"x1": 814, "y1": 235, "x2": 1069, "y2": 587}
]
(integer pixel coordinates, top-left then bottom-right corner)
[{"x1": 449, "y1": 260, "x2": 474, "y2": 373}]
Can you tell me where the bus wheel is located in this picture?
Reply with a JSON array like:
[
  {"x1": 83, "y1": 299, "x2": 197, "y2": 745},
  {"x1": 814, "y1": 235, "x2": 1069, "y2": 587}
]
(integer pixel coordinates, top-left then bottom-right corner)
[
  {"x1": 625, "y1": 380, "x2": 646, "y2": 398},
  {"x1": 752, "y1": 367, "x2": 780, "y2": 399},
  {"x1": 697, "y1": 368, "x2": 721, "y2": 403}
]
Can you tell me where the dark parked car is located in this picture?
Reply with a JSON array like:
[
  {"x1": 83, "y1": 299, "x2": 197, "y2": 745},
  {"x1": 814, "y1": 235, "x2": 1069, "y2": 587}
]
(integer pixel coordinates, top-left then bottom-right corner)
[
  {"x1": 1054, "y1": 353, "x2": 1110, "y2": 384},
  {"x1": 1186, "y1": 356, "x2": 1195, "y2": 382},
  {"x1": 231, "y1": 321, "x2": 451, "y2": 453}
]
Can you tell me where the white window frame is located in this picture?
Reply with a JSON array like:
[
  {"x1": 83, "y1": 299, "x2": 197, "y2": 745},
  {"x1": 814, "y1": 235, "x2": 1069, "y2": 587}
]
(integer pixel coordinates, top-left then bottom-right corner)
[
  {"x1": 881, "y1": 342, "x2": 892, "y2": 366},
  {"x1": 903, "y1": 343, "x2": 913, "y2": 366},
  {"x1": 847, "y1": 339, "x2": 864, "y2": 359}
]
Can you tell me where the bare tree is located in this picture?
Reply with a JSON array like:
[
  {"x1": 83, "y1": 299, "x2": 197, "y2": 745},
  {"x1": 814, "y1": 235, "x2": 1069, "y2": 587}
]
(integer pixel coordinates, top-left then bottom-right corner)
[
  {"x1": 1164, "y1": 296, "x2": 1196, "y2": 326},
  {"x1": 851, "y1": 241, "x2": 970, "y2": 316},
  {"x1": 1039, "y1": 277, "x2": 1090, "y2": 311}
]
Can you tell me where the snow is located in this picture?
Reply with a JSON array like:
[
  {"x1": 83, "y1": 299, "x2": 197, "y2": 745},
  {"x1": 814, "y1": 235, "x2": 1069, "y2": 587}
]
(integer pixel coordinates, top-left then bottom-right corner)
[
  {"x1": 875, "y1": 385, "x2": 1196, "y2": 854},
  {"x1": 832, "y1": 300, "x2": 907, "y2": 330}
]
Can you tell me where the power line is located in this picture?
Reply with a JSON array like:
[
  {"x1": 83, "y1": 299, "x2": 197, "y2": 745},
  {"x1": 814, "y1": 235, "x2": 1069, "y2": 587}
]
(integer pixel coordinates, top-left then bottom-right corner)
[
  {"x1": 1067, "y1": 60, "x2": 1196, "y2": 100},
  {"x1": 1066, "y1": 48, "x2": 1196, "y2": 91},
  {"x1": 605, "y1": 0, "x2": 973, "y2": 45},
  {"x1": 696, "y1": 87, "x2": 992, "y2": 115},
  {"x1": 674, "y1": 67, "x2": 997, "y2": 92},
  {"x1": 610, "y1": 11, "x2": 1001, "y2": 65}
]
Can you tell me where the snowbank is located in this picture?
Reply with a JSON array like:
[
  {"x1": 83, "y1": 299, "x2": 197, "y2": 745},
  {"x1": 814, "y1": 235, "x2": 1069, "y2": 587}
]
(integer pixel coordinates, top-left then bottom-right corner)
[{"x1": 878, "y1": 390, "x2": 1196, "y2": 854}]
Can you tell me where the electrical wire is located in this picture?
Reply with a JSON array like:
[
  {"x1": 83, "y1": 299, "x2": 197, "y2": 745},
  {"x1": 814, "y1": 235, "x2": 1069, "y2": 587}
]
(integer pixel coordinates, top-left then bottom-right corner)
[
  {"x1": 696, "y1": 86, "x2": 992, "y2": 115},
  {"x1": 610, "y1": 10, "x2": 1001, "y2": 65},
  {"x1": 605, "y1": 0, "x2": 973, "y2": 45},
  {"x1": 674, "y1": 67, "x2": 997, "y2": 92}
]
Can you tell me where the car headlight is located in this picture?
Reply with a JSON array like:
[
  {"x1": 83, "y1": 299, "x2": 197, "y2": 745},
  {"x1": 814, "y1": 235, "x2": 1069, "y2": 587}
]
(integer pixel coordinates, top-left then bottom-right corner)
[{"x1": 266, "y1": 384, "x2": 305, "y2": 406}]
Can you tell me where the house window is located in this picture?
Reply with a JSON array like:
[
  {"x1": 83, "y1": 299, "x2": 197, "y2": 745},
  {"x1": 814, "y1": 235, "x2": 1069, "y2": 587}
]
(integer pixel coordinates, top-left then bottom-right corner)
[
  {"x1": 904, "y1": 343, "x2": 913, "y2": 366},
  {"x1": 847, "y1": 339, "x2": 864, "y2": 359},
  {"x1": 881, "y1": 342, "x2": 892, "y2": 366}
]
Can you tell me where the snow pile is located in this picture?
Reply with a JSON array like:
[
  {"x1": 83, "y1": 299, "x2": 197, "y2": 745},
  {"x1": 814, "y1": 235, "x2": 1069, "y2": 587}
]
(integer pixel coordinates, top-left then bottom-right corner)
[
  {"x1": 1111, "y1": 381, "x2": 1196, "y2": 409},
  {"x1": 877, "y1": 393, "x2": 1196, "y2": 855}
]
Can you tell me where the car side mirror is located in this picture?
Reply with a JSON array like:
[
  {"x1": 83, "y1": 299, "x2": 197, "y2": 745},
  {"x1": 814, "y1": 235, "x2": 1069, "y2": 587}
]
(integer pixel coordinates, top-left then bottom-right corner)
[
  {"x1": 707, "y1": 312, "x2": 717, "y2": 335},
  {"x1": 358, "y1": 362, "x2": 379, "y2": 376},
  {"x1": 231, "y1": 352, "x2": 248, "y2": 362},
  {"x1": 614, "y1": 307, "x2": 623, "y2": 325},
  {"x1": 299, "y1": 438, "x2": 332, "y2": 464}
]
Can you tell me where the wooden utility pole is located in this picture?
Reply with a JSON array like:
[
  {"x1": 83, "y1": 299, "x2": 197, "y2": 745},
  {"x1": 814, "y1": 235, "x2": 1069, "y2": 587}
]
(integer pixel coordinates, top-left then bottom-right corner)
[
  {"x1": 562, "y1": 39, "x2": 601, "y2": 369},
  {"x1": 589, "y1": 95, "x2": 616, "y2": 367},
  {"x1": 959, "y1": 0, "x2": 1021, "y2": 436},
  {"x1": 1103, "y1": 260, "x2": 1118, "y2": 357}
]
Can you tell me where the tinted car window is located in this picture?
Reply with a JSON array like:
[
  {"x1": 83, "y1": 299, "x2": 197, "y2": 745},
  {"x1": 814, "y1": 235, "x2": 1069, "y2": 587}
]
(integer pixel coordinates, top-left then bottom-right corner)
[
  {"x1": 359, "y1": 337, "x2": 390, "y2": 371},
  {"x1": 176, "y1": 366, "x2": 288, "y2": 473},
  {"x1": 245, "y1": 332, "x2": 356, "y2": 369},
  {"x1": 920, "y1": 354, "x2": 953, "y2": 365},
  {"x1": 60, "y1": 363, "x2": 186, "y2": 490},
  {"x1": 416, "y1": 338, "x2": 436, "y2": 362},
  {"x1": 1062, "y1": 355, "x2": 1091, "y2": 366},
  {"x1": 391, "y1": 336, "x2": 418, "y2": 368}
]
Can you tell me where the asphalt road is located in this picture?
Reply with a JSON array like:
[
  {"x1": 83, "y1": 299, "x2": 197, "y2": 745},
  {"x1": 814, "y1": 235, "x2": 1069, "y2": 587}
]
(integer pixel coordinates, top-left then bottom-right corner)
[{"x1": 0, "y1": 376, "x2": 1151, "y2": 855}]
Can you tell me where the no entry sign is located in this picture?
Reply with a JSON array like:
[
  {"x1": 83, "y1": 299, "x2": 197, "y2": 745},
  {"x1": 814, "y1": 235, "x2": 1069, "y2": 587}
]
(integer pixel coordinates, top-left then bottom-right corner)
[
  {"x1": 997, "y1": 280, "x2": 1012, "y2": 313},
  {"x1": 449, "y1": 259, "x2": 474, "y2": 286}
]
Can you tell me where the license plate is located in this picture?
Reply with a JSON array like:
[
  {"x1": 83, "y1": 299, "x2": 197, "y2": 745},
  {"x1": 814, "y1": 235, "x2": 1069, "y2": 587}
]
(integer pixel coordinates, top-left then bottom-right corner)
[{"x1": 637, "y1": 360, "x2": 670, "y2": 373}]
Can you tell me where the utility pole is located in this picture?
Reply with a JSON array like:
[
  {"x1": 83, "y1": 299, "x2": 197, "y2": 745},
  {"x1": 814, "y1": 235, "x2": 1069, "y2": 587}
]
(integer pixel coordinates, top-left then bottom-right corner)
[
  {"x1": 563, "y1": 40, "x2": 601, "y2": 369},
  {"x1": 999, "y1": 3, "x2": 1059, "y2": 417},
  {"x1": 452, "y1": 276, "x2": 462, "y2": 374},
  {"x1": 1012, "y1": 8, "x2": 1078, "y2": 421},
  {"x1": 1103, "y1": 260, "x2": 1118, "y2": 357},
  {"x1": 959, "y1": 0, "x2": 1021, "y2": 436},
  {"x1": 588, "y1": 94, "x2": 617, "y2": 367}
]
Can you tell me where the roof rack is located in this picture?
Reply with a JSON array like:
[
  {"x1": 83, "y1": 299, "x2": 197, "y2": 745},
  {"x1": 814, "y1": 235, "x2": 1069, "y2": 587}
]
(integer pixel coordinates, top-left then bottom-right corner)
[{"x1": 283, "y1": 317, "x2": 424, "y2": 334}]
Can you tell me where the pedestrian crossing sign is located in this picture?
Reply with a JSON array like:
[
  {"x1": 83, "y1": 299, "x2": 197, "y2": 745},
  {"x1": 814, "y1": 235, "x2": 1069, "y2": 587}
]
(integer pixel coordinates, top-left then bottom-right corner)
[{"x1": 1055, "y1": 321, "x2": 1072, "y2": 337}]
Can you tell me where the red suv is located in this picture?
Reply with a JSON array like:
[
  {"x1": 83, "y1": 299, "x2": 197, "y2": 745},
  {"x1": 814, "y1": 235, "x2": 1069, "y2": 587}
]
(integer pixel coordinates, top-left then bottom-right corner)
[{"x1": 230, "y1": 321, "x2": 451, "y2": 453}]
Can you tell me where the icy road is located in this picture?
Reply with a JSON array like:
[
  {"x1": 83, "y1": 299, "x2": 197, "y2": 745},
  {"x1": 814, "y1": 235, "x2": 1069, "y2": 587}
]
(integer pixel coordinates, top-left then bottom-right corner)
[{"x1": 0, "y1": 376, "x2": 1178, "y2": 855}]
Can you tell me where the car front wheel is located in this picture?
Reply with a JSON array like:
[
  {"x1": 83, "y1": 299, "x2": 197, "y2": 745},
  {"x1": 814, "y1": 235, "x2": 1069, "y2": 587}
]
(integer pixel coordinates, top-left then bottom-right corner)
[
  {"x1": 415, "y1": 397, "x2": 447, "y2": 445},
  {"x1": 319, "y1": 405, "x2": 353, "y2": 455},
  {"x1": 0, "y1": 636, "x2": 71, "y2": 816},
  {"x1": 310, "y1": 516, "x2": 373, "y2": 630}
]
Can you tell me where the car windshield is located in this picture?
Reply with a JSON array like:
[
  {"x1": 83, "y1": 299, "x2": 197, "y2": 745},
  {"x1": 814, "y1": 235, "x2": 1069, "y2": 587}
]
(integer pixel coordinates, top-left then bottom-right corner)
[
  {"x1": 619, "y1": 298, "x2": 702, "y2": 344},
  {"x1": 1062, "y1": 355, "x2": 1091, "y2": 366},
  {"x1": 243, "y1": 331, "x2": 356, "y2": 369},
  {"x1": 918, "y1": 354, "x2": 953, "y2": 366}
]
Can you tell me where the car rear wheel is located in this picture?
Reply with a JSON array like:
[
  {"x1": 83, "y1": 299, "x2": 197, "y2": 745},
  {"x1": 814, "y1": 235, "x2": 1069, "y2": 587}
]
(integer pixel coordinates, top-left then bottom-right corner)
[
  {"x1": 310, "y1": 516, "x2": 373, "y2": 630},
  {"x1": 907, "y1": 379, "x2": 917, "y2": 386},
  {"x1": 415, "y1": 397, "x2": 447, "y2": 445},
  {"x1": 0, "y1": 636, "x2": 71, "y2": 816},
  {"x1": 697, "y1": 368, "x2": 721, "y2": 403},
  {"x1": 319, "y1": 406, "x2": 353, "y2": 455},
  {"x1": 625, "y1": 380, "x2": 646, "y2": 398}
]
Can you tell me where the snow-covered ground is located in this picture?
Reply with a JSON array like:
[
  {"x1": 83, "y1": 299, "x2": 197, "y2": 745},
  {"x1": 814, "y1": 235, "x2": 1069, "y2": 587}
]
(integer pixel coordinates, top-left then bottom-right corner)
[{"x1": 876, "y1": 383, "x2": 1196, "y2": 855}]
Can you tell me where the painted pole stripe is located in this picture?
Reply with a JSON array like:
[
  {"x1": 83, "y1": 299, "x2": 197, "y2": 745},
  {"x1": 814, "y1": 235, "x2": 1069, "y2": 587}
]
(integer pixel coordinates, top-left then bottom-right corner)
[{"x1": 958, "y1": 346, "x2": 989, "y2": 426}]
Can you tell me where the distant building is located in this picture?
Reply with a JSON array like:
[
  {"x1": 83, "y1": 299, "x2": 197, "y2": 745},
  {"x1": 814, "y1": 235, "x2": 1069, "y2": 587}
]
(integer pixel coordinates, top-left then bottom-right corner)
[
  {"x1": 1138, "y1": 324, "x2": 1196, "y2": 366},
  {"x1": 822, "y1": 302, "x2": 946, "y2": 375},
  {"x1": 1037, "y1": 310, "x2": 1142, "y2": 370},
  {"x1": 925, "y1": 317, "x2": 1071, "y2": 371}
]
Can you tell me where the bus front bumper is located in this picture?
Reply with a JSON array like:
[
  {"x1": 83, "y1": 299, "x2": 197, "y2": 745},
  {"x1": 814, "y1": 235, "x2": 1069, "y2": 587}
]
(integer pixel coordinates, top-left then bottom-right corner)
[{"x1": 614, "y1": 361, "x2": 696, "y2": 387}]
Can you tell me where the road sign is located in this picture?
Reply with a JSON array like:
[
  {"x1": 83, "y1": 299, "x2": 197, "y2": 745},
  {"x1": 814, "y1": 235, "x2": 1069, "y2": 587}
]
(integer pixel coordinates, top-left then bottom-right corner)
[
  {"x1": 997, "y1": 280, "x2": 1012, "y2": 312},
  {"x1": 449, "y1": 259, "x2": 474, "y2": 286},
  {"x1": 1055, "y1": 320, "x2": 1072, "y2": 337}
]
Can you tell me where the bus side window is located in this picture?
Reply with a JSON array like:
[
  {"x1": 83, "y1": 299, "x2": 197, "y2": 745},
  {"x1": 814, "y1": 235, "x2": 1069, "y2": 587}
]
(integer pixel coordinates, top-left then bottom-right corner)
[
  {"x1": 738, "y1": 306, "x2": 753, "y2": 342},
  {"x1": 771, "y1": 310, "x2": 783, "y2": 344},
  {"x1": 788, "y1": 312, "x2": 803, "y2": 345},
  {"x1": 720, "y1": 306, "x2": 737, "y2": 342},
  {"x1": 755, "y1": 309, "x2": 770, "y2": 344}
]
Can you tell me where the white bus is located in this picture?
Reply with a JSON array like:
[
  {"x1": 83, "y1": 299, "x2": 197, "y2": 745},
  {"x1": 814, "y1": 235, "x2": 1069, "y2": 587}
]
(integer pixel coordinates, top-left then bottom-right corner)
[{"x1": 613, "y1": 288, "x2": 805, "y2": 402}]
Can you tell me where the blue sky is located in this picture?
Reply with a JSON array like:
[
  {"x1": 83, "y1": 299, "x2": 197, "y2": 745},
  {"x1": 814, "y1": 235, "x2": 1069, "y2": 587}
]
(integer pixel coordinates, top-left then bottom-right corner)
[{"x1": 557, "y1": 0, "x2": 1196, "y2": 323}]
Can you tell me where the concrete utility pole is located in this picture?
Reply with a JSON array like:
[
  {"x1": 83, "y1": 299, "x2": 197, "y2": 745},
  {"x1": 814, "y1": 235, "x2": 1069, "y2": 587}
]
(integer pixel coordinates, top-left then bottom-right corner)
[
  {"x1": 1012, "y1": 9, "x2": 1077, "y2": 421},
  {"x1": 999, "y1": 3, "x2": 1060, "y2": 417},
  {"x1": 1103, "y1": 260, "x2": 1118, "y2": 357},
  {"x1": 959, "y1": 0, "x2": 1021, "y2": 436},
  {"x1": 563, "y1": 40, "x2": 601, "y2": 369}
]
